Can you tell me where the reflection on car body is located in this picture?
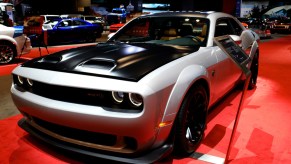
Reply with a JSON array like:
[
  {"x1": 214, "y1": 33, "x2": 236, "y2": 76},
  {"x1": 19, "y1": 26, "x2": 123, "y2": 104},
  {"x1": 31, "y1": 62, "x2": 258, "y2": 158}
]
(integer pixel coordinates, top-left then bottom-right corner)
[{"x1": 11, "y1": 11, "x2": 259, "y2": 163}]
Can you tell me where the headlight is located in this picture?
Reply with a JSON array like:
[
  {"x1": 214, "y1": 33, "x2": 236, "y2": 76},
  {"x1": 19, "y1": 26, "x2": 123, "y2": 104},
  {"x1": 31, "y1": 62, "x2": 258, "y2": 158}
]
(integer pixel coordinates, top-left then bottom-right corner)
[
  {"x1": 17, "y1": 75, "x2": 24, "y2": 85},
  {"x1": 111, "y1": 91, "x2": 143, "y2": 109},
  {"x1": 112, "y1": 91, "x2": 124, "y2": 103},
  {"x1": 27, "y1": 78, "x2": 33, "y2": 87},
  {"x1": 129, "y1": 93, "x2": 143, "y2": 107},
  {"x1": 13, "y1": 75, "x2": 34, "y2": 89}
]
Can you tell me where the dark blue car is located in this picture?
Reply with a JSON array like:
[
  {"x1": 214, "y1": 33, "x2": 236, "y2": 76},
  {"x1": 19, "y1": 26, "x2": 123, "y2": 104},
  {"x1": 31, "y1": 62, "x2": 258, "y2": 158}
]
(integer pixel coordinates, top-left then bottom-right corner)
[{"x1": 30, "y1": 18, "x2": 103, "y2": 46}]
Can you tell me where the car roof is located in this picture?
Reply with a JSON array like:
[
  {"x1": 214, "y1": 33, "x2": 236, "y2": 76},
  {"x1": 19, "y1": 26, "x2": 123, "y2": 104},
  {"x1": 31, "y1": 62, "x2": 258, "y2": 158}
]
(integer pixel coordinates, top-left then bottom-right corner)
[{"x1": 140, "y1": 11, "x2": 233, "y2": 20}]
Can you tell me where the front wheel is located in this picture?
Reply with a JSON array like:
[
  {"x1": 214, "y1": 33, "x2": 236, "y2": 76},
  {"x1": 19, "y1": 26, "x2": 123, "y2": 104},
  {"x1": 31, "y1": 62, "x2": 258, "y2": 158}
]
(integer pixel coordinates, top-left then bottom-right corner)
[
  {"x1": 174, "y1": 84, "x2": 208, "y2": 156},
  {"x1": 0, "y1": 41, "x2": 16, "y2": 64}
]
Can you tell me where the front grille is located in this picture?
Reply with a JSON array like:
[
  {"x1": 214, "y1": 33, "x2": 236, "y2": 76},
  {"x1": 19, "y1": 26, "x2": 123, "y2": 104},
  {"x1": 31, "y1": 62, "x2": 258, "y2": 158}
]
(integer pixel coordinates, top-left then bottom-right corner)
[{"x1": 31, "y1": 81, "x2": 112, "y2": 107}]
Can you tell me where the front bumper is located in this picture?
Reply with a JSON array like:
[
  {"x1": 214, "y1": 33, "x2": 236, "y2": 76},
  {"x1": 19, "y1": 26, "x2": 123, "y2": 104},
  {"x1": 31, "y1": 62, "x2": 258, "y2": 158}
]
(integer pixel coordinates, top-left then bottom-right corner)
[{"x1": 18, "y1": 118, "x2": 173, "y2": 163}]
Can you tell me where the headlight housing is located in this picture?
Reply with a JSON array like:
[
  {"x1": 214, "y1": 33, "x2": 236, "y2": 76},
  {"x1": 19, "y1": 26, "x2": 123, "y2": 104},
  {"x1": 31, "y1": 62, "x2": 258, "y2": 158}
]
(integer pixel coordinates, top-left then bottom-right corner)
[
  {"x1": 129, "y1": 93, "x2": 143, "y2": 107},
  {"x1": 112, "y1": 91, "x2": 143, "y2": 109},
  {"x1": 13, "y1": 74, "x2": 143, "y2": 112},
  {"x1": 112, "y1": 91, "x2": 124, "y2": 104},
  {"x1": 14, "y1": 75, "x2": 34, "y2": 89}
]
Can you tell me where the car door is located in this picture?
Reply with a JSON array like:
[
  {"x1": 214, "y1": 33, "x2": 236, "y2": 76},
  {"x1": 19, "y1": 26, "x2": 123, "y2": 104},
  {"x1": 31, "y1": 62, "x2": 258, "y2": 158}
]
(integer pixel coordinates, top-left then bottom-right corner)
[
  {"x1": 72, "y1": 20, "x2": 90, "y2": 42},
  {"x1": 50, "y1": 20, "x2": 74, "y2": 44},
  {"x1": 212, "y1": 18, "x2": 243, "y2": 100}
]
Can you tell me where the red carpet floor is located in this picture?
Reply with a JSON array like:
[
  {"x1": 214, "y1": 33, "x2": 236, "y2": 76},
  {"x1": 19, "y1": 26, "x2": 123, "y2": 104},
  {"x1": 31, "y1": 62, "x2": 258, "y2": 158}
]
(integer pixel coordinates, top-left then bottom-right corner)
[{"x1": 1, "y1": 35, "x2": 291, "y2": 163}]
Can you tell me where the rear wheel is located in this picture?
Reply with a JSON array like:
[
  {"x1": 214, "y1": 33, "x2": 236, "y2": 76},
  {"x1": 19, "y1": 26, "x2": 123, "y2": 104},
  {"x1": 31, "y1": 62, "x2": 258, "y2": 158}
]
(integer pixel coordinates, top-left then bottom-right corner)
[
  {"x1": 0, "y1": 41, "x2": 16, "y2": 64},
  {"x1": 174, "y1": 84, "x2": 208, "y2": 156},
  {"x1": 248, "y1": 52, "x2": 259, "y2": 89}
]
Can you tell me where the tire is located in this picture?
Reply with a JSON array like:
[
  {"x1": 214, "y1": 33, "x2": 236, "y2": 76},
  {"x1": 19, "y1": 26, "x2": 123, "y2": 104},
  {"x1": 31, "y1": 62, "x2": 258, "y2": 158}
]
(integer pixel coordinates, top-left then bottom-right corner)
[
  {"x1": 248, "y1": 52, "x2": 259, "y2": 90},
  {"x1": 174, "y1": 84, "x2": 208, "y2": 156},
  {"x1": 0, "y1": 41, "x2": 17, "y2": 64}
]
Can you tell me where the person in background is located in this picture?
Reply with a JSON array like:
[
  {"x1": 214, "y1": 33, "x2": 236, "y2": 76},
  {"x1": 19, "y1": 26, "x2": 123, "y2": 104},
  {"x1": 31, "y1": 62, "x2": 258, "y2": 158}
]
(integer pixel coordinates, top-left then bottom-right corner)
[{"x1": 3, "y1": 13, "x2": 13, "y2": 27}]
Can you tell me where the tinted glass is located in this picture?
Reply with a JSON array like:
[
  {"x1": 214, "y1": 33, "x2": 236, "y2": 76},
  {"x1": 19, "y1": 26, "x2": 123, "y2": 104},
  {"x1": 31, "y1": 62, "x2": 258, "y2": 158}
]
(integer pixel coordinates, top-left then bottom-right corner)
[{"x1": 109, "y1": 17, "x2": 210, "y2": 47}]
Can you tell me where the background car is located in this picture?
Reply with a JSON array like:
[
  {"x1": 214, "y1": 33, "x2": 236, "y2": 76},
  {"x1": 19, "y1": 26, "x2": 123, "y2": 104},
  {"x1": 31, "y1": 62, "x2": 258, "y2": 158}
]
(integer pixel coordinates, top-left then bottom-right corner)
[
  {"x1": 41, "y1": 15, "x2": 62, "y2": 23},
  {"x1": 249, "y1": 24, "x2": 271, "y2": 39},
  {"x1": 81, "y1": 15, "x2": 105, "y2": 25},
  {"x1": 238, "y1": 17, "x2": 271, "y2": 39},
  {"x1": 0, "y1": 24, "x2": 31, "y2": 64},
  {"x1": 80, "y1": 15, "x2": 105, "y2": 30},
  {"x1": 106, "y1": 7, "x2": 127, "y2": 25},
  {"x1": 271, "y1": 18, "x2": 291, "y2": 33},
  {"x1": 11, "y1": 11, "x2": 259, "y2": 163},
  {"x1": 31, "y1": 18, "x2": 103, "y2": 46},
  {"x1": 109, "y1": 23, "x2": 124, "y2": 32},
  {"x1": 60, "y1": 14, "x2": 82, "y2": 19}
]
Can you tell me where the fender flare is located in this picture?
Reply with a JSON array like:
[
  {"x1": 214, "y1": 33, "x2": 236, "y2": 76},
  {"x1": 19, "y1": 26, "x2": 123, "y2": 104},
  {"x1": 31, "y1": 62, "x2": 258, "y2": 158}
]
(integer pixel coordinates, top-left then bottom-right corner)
[{"x1": 154, "y1": 65, "x2": 210, "y2": 145}]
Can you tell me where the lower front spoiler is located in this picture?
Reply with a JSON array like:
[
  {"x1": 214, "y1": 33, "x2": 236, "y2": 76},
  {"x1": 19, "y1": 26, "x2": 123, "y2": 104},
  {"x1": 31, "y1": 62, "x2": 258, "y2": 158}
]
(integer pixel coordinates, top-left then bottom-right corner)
[{"x1": 18, "y1": 118, "x2": 173, "y2": 163}]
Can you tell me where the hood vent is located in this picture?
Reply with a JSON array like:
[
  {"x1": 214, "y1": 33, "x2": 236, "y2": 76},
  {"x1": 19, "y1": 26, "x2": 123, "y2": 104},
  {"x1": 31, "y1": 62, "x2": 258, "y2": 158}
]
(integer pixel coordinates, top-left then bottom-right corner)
[
  {"x1": 38, "y1": 56, "x2": 62, "y2": 64},
  {"x1": 79, "y1": 59, "x2": 116, "y2": 71}
]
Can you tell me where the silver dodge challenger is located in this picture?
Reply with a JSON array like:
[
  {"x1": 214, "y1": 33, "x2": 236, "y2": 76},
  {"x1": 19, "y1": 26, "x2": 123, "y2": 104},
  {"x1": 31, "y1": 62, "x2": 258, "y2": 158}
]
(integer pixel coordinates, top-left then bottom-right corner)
[{"x1": 11, "y1": 11, "x2": 259, "y2": 163}]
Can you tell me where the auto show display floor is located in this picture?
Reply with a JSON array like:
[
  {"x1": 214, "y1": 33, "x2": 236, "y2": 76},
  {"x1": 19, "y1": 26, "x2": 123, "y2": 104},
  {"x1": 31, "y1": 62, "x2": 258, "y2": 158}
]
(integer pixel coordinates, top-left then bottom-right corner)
[{"x1": 1, "y1": 35, "x2": 291, "y2": 163}]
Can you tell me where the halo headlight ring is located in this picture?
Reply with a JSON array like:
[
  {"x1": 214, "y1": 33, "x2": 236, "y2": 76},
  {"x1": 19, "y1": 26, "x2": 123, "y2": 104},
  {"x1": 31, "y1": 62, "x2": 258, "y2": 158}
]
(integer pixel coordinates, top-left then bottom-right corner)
[
  {"x1": 129, "y1": 93, "x2": 143, "y2": 107},
  {"x1": 27, "y1": 78, "x2": 33, "y2": 87},
  {"x1": 17, "y1": 75, "x2": 24, "y2": 85},
  {"x1": 112, "y1": 91, "x2": 124, "y2": 104}
]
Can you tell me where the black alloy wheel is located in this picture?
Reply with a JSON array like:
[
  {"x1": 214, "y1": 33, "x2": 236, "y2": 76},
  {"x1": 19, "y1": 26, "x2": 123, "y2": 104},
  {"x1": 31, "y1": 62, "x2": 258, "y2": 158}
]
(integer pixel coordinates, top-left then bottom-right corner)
[
  {"x1": 0, "y1": 41, "x2": 16, "y2": 64},
  {"x1": 174, "y1": 84, "x2": 208, "y2": 156},
  {"x1": 248, "y1": 52, "x2": 259, "y2": 90}
]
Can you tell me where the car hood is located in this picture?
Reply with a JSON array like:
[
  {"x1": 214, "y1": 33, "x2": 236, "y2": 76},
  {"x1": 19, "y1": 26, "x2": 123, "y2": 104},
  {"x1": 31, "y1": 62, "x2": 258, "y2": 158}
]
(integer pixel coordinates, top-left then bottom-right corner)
[{"x1": 22, "y1": 42, "x2": 198, "y2": 81}]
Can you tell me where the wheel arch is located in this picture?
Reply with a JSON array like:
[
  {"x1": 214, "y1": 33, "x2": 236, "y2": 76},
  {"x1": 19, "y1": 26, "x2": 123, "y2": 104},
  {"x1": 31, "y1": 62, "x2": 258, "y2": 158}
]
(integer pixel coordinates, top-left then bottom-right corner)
[
  {"x1": 164, "y1": 65, "x2": 210, "y2": 117},
  {"x1": 153, "y1": 65, "x2": 210, "y2": 147},
  {"x1": 0, "y1": 36, "x2": 18, "y2": 55}
]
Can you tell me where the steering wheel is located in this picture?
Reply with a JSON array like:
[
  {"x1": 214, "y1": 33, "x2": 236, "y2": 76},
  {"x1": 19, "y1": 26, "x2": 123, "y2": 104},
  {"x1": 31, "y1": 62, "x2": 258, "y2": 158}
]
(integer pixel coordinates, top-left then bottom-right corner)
[{"x1": 184, "y1": 35, "x2": 203, "y2": 45}]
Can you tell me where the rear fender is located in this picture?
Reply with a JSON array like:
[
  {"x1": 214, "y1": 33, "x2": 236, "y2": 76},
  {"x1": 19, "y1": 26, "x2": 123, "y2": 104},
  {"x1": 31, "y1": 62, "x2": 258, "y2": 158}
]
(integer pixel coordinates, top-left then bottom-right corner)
[{"x1": 247, "y1": 41, "x2": 259, "y2": 69}]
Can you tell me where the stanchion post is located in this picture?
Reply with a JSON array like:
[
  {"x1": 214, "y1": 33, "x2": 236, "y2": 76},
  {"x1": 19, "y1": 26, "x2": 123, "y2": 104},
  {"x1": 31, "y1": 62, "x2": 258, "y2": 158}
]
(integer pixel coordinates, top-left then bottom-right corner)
[
  {"x1": 225, "y1": 73, "x2": 251, "y2": 163},
  {"x1": 213, "y1": 35, "x2": 254, "y2": 164}
]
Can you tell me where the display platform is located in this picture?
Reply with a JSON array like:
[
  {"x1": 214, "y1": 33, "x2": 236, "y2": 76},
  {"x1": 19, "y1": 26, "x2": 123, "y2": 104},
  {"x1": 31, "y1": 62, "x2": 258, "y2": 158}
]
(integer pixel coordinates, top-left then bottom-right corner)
[{"x1": 1, "y1": 35, "x2": 291, "y2": 163}]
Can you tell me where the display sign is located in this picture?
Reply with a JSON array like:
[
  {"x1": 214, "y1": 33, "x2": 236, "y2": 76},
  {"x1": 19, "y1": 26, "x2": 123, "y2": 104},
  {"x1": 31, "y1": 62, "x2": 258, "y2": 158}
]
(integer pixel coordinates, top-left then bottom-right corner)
[
  {"x1": 5, "y1": 5, "x2": 14, "y2": 22},
  {"x1": 214, "y1": 35, "x2": 251, "y2": 76},
  {"x1": 23, "y1": 16, "x2": 44, "y2": 35}
]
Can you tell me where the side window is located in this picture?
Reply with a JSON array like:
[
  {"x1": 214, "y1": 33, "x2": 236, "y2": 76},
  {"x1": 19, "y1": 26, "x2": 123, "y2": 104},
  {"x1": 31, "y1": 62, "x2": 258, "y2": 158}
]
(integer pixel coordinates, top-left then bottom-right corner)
[
  {"x1": 215, "y1": 18, "x2": 234, "y2": 37},
  {"x1": 59, "y1": 20, "x2": 71, "y2": 27},
  {"x1": 229, "y1": 18, "x2": 243, "y2": 36},
  {"x1": 73, "y1": 20, "x2": 87, "y2": 26}
]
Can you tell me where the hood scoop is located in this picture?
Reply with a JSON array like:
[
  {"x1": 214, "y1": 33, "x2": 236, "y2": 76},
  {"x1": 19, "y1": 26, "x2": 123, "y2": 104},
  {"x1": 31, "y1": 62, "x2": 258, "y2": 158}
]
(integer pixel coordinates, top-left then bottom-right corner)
[
  {"x1": 74, "y1": 58, "x2": 117, "y2": 74},
  {"x1": 38, "y1": 56, "x2": 62, "y2": 64},
  {"x1": 82, "y1": 59, "x2": 116, "y2": 70}
]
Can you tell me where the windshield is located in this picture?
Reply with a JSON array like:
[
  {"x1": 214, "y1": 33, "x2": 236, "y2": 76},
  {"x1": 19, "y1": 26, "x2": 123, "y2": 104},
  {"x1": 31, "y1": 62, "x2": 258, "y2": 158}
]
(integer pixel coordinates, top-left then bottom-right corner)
[{"x1": 108, "y1": 16, "x2": 209, "y2": 47}]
